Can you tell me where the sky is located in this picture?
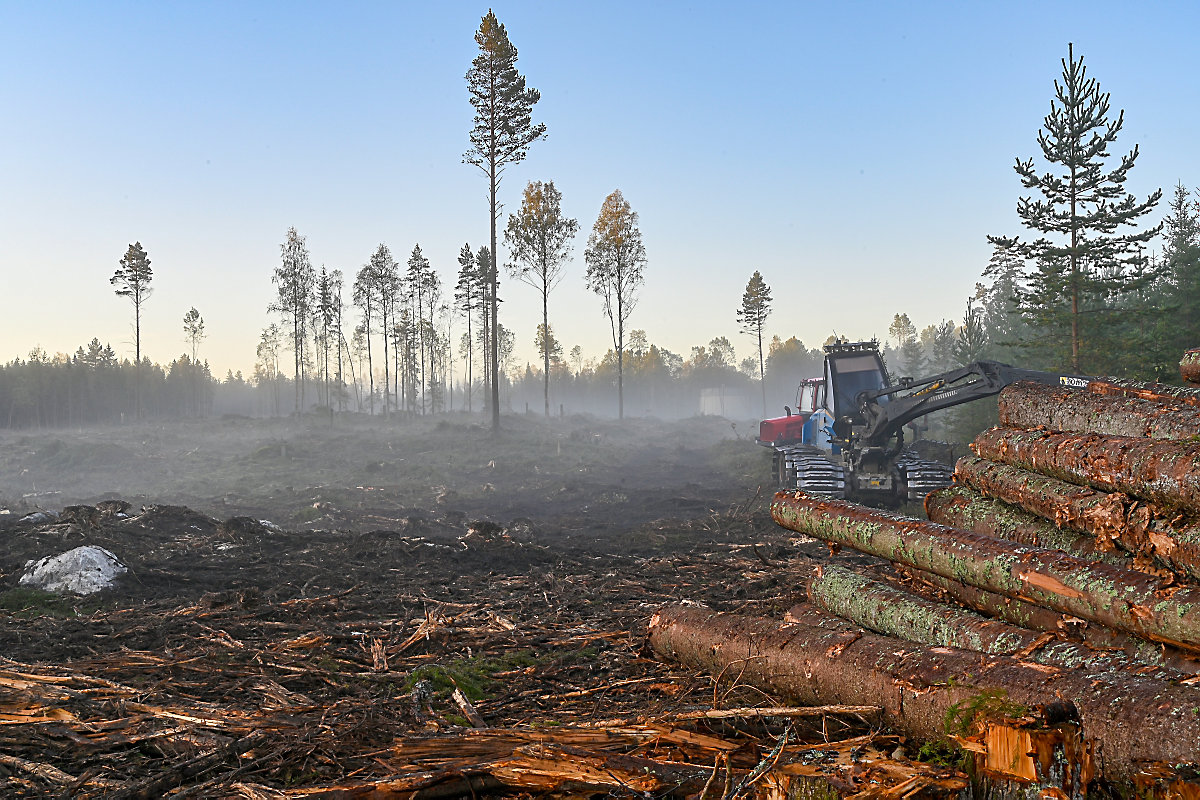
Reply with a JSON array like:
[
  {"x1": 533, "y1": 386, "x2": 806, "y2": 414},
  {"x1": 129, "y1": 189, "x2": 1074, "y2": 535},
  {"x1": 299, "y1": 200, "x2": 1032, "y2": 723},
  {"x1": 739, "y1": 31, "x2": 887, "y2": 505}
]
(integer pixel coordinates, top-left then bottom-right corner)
[{"x1": 2, "y1": 1, "x2": 1198, "y2": 379}]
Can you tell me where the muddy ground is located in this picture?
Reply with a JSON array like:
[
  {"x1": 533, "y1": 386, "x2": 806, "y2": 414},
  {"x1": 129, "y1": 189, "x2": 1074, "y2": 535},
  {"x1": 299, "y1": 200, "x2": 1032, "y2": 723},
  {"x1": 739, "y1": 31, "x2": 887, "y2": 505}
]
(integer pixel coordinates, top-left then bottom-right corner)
[{"x1": 0, "y1": 413, "x2": 872, "y2": 797}]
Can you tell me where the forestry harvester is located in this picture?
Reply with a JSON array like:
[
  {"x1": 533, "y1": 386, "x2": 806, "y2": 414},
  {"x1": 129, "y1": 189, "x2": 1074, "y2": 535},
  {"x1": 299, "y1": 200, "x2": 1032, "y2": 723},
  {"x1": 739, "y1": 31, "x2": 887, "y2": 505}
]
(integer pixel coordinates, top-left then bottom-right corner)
[{"x1": 757, "y1": 339, "x2": 1092, "y2": 504}]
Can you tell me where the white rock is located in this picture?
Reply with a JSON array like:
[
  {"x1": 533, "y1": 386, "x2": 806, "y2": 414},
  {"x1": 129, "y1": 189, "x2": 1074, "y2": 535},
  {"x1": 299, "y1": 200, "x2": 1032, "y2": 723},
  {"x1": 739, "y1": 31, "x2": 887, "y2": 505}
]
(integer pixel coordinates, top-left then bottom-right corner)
[{"x1": 20, "y1": 546, "x2": 127, "y2": 596}]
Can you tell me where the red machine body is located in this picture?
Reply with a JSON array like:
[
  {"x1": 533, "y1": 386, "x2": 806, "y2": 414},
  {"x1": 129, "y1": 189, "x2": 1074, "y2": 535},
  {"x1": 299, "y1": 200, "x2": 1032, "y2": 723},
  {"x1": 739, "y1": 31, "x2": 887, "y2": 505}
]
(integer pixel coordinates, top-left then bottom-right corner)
[{"x1": 756, "y1": 377, "x2": 824, "y2": 446}]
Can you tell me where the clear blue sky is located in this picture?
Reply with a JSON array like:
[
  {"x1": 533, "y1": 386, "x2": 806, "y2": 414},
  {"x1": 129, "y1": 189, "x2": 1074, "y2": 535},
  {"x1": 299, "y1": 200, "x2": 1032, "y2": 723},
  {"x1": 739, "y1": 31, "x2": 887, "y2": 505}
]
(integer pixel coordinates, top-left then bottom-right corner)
[{"x1": 2, "y1": 1, "x2": 1196, "y2": 377}]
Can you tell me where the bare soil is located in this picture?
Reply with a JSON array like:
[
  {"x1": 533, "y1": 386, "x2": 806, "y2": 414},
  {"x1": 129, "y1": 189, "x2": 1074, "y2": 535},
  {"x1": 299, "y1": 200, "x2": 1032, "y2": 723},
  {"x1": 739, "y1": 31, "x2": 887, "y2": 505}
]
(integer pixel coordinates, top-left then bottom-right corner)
[{"x1": 0, "y1": 413, "x2": 859, "y2": 797}]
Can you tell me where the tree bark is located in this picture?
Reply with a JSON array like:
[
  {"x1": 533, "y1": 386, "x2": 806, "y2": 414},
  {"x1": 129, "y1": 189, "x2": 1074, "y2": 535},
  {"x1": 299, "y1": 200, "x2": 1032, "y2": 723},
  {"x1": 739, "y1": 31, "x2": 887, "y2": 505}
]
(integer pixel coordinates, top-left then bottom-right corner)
[
  {"x1": 924, "y1": 484, "x2": 1132, "y2": 568},
  {"x1": 997, "y1": 381, "x2": 1200, "y2": 439},
  {"x1": 648, "y1": 604, "x2": 1200, "y2": 783},
  {"x1": 1183, "y1": 348, "x2": 1200, "y2": 385},
  {"x1": 806, "y1": 564, "x2": 1184, "y2": 681},
  {"x1": 972, "y1": 426, "x2": 1200, "y2": 514},
  {"x1": 489, "y1": 165, "x2": 500, "y2": 433},
  {"x1": 896, "y1": 566, "x2": 1200, "y2": 674},
  {"x1": 771, "y1": 491, "x2": 1200, "y2": 648},
  {"x1": 1089, "y1": 377, "x2": 1200, "y2": 409},
  {"x1": 951, "y1": 455, "x2": 1200, "y2": 581}
]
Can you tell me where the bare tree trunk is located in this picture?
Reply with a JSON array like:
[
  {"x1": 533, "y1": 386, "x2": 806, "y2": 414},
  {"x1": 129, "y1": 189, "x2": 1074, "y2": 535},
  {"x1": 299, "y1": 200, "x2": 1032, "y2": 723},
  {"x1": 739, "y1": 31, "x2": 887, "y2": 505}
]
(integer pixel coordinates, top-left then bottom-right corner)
[
  {"x1": 770, "y1": 491, "x2": 1200, "y2": 648},
  {"x1": 542, "y1": 290, "x2": 550, "y2": 418},
  {"x1": 134, "y1": 303, "x2": 141, "y2": 420},
  {"x1": 489, "y1": 165, "x2": 500, "y2": 433}
]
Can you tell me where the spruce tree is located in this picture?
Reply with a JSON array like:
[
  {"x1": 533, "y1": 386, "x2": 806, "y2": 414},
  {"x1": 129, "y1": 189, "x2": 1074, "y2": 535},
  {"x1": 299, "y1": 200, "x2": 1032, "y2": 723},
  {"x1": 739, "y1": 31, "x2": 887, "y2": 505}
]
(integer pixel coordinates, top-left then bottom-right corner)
[
  {"x1": 989, "y1": 44, "x2": 1160, "y2": 373},
  {"x1": 1162, "y1": 185, "x2": 1200, "y2": 353}
]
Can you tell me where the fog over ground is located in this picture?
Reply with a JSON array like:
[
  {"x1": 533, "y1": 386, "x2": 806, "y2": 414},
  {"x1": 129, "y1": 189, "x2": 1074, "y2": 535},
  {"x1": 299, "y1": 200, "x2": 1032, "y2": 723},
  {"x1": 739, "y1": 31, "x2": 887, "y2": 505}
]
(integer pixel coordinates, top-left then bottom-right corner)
[{"x1": 0, "y1": 413, "x2": 770, "y2": 537}]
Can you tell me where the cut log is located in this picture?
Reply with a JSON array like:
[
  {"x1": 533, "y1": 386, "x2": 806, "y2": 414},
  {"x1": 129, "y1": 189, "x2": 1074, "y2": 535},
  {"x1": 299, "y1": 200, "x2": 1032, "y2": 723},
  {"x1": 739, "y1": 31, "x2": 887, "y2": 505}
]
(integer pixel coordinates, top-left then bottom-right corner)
[
  {"x1": 997, "y1": 381, "x2": 1200, "y2": 439},
  {"x1": 806, "y1": 564, "x2": 1183, "y2": 680},
  {"x1": 648, "y1": 604, "x2": 1200, "y2": 783},
  {"x1": 896, "y1": 567, "x2": 1200, "y2": 675},
  {"x1": 1184, "y1": 348, "x2": 1200, "y2": 385},
  {"x1": 771, "y1": 491, "x2": 1200, "y2": 648},
  {"x1": 971, "y1": 426, "x2": 1200, "y2": 514},
  {"x1": 952, "y1": 455, "x2": 1200, "y2": 580},
  {"x1": 925, "y1": 484, "x2": 1132, "y2": 567},
  {"x1": 1090, "y1": 378, "x2": 1200, "y2": 409}
]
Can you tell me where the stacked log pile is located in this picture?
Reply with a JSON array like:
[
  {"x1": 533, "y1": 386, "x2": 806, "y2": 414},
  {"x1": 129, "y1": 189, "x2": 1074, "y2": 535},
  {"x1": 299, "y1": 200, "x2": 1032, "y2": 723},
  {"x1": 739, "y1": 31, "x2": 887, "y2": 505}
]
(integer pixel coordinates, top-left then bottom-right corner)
[{"x1": 650, "y1": 366, "x2": 1200, "y2": 796}]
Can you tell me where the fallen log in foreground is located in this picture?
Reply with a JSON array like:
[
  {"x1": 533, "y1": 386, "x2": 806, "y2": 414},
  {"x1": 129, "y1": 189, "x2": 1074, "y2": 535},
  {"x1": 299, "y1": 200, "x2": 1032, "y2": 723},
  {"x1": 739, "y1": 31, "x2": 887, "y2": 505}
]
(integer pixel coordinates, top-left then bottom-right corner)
[
  {"x1": 771, "y1": 491, "x2": 1200, "y2": 648},
  {"x1": 1184, "y1": 348, "x2": 1200, "y2": 385},
  {"x1": 924, "y1": 484, "x2": 1131, "y2": 567},
  {"x1": 897, "y1": 568, "x2": 1200, "y2": 674},
  {"x1": 972, "y1": 426, "x2": 1200, "y2": 514},
  {"x1": 648, "y1": 604, "x2": 1200, "y2": 783},
  {"x1": 952, "y1": 455, "x2": 1200, "y2": 580},
  {"x1": 997, "y1": 381, "x2": 1200, "y2": 439},
  {"x1": 807, "y1": 565, "x2": 1182, "y2": 680}
]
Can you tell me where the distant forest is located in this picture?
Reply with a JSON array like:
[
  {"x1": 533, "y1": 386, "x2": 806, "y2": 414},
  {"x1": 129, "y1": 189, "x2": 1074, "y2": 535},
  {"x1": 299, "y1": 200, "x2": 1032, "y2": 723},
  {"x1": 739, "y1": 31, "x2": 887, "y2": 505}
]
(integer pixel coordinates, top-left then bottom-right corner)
[{"x1": 3, "y1": 175, "x2": 1198, "y2": 435}]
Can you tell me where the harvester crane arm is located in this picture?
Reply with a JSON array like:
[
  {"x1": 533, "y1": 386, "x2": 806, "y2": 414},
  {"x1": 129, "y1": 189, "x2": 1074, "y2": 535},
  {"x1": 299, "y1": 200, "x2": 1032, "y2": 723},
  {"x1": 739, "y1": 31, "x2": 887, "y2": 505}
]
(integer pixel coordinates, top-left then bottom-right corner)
[{"x1": 853, "y1": 361, "x2": 1092, "y2": 447}]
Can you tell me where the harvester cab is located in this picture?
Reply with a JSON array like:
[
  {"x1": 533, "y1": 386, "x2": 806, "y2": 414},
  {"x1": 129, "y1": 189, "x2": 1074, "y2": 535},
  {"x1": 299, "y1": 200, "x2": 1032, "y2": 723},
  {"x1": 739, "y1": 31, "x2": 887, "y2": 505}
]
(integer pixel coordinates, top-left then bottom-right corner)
[{"x1": 760, "y1": 338, "x2": 1094, "y2": 505}]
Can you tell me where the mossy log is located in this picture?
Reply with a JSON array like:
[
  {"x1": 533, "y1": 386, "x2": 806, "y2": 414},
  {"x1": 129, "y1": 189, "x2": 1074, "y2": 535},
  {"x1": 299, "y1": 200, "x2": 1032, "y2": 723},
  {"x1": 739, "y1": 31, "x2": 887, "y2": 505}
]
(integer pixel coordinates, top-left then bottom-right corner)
[
  {"x1": 647, "y1": 604, "x2": 1200, "y2": 783},
  {"x1": 771, "y1": 491, "x2": 1200, "y2": 648},
  {"x1": 997, "y1": 381, "x2": 1200, "y2": 439},
  {"x1": 924, "y1": 484, "x2": 1132, "y2": 568},
  {"x1": 806, "y1": 565, "x2": 1184, "y2": 680},
  {"x1": 897, "y1": 567, "x2": 1200, "y2": 674},
  {"x1": 953, "y1": 455, "x2": 1200, "y2": 581},
  {"x1": 971, "y1": 427, "x2": 1200, "y2": 514},
  {"x1": 1184, "y1": 348, "x2": 1200, "y2": 385},
  {"x1": 1090, "y1": 378, "x2": 1200, "y2": 408}
]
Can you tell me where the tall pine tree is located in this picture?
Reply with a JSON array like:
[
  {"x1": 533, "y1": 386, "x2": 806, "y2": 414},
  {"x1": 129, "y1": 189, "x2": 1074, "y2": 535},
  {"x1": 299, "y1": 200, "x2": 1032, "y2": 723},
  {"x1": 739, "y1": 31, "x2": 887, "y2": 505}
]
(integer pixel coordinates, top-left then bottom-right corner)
[
  {"x1": 989, "y1": 44, "x2": 1160, "y2": 373},
  {"x1": 736, "y1": 270, "x2": 772, "y2": 415},
  {"x1": 464, "y1": 10, "x2": 546, "y2": 432},
  {"x1": 111, "y1": 242, "x2": 153, "y2": 419}
]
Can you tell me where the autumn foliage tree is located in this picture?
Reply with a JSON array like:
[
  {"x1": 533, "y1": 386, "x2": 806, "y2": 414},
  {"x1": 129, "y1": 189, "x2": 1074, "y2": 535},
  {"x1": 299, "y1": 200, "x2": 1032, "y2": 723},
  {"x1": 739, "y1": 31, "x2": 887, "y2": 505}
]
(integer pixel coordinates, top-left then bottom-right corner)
[
  {"x1": 585, "y1": 190, "x2": 647, "y2": 420},
  {"x1": 464, "y1": 9, "x2": 546, "y2": 431},
  {"x1": 505, "y1": 180, "x2": 578, "y2": 416}
]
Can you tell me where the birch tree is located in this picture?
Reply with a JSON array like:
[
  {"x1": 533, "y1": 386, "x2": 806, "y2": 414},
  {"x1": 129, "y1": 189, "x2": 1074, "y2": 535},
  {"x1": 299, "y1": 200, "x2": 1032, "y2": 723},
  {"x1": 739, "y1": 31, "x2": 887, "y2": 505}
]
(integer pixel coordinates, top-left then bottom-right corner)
[
  {"x1": 505, "y1": 180, "x2": 578, "y2": 416},
  {"x1": 584, "y1": 190, "x2": 646, "y2": 419}
]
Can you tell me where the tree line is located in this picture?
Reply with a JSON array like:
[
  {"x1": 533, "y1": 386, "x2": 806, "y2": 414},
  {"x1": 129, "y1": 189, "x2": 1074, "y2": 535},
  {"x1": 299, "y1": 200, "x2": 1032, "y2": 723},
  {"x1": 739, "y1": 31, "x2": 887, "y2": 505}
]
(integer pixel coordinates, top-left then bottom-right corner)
[{"x1": 4, "y1": 38, "x2": 1196, "y2": 440}]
